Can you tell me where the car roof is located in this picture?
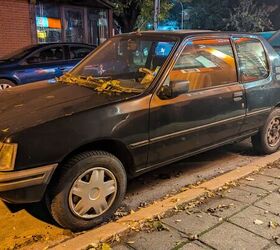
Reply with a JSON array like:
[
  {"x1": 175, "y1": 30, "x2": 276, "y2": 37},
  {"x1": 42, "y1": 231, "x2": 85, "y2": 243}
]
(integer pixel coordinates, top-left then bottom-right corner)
[
  {"x1": 34, "y1": 43, "x2": 96, "y2": 48},
  {"x1": 116, "y1": 30, "x2": 261, "y2": 40}
]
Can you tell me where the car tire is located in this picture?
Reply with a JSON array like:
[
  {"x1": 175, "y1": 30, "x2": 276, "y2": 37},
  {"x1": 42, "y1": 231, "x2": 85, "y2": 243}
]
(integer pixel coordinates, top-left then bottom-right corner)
[
  {"x1": 251, "y1": 108, "x2": 280, "y2": 155},
  {"x1": 0, "y1": 79, "x2": 15, "y2": 90},
  {"x1": 46, "y1": 151, "x2": 127, "y2": 232}
]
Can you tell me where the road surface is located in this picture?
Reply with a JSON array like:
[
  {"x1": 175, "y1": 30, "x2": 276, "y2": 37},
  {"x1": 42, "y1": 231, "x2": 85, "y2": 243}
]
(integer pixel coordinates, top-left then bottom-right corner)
[{"x1": 0, "y1": 139, "x2": 260, "y2": 249}]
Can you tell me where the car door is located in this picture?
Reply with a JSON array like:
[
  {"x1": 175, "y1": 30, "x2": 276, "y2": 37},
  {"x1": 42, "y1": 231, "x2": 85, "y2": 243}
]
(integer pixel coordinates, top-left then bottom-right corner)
[
  {"x1": 148, "y1": 37, "x2": 246, "y2": 167},
  {"x1": 232, "y1": 37, "x2": 273, "y2": 132},
  {"x1": 15, "y1": 45, "x2": 65, "y2": 84}
]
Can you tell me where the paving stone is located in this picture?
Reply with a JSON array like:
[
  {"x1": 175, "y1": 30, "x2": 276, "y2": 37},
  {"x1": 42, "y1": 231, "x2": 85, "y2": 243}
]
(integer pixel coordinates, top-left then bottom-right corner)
[
  {"x1": 199, "y1": 197, "x2": 247, "y2": 219},
  {"x1": 229, "y1": 206, "x2": 280, "y2": 240},
  {"x1": 112, "y1": 244, "x2": 132, "y2": 250},
  {"x1": 162, "y1": 211, "x2": 220, "y2": 236},
  {"x1": 223, "y1": 187, "x2": 263, "y2": 204},
  {"x1": 179, "y1": 241, "x2": 211, "y2": 249},
  {"x1": 239, "y1": 174, "x2": 280, "y2": 192},
  {"x1": 125, "y1": 227, "x2": 185, "y2": 250},
  {"x1": 236, "y1": 185, "x2": 270, "y2": 196},
  {"x1": 261, "y1": 168, "x2": 280, "y2": 179},
  {"x1": 200, "y1": 222, "x2": 270, "y2": 250},
  {"x1": 254, "y1": 193, "x2": 280, "y2": 215},
  {"x1": 266, "y1": 245, "x2": 280, "y2": 250}
]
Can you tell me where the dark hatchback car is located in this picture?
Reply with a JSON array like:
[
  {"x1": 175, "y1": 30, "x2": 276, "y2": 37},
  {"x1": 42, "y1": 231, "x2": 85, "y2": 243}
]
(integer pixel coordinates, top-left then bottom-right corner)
[
  {"x1": 1, "y1": 31, "x2": 280, "y2": 231},
  {"x1": 0, "y1": 43, "x2": 95, "y2": 90}
]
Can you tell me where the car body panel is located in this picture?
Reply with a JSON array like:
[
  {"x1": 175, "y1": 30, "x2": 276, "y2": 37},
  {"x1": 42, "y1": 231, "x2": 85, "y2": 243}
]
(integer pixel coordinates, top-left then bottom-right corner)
[
  {"x1": 1, "y1": 30, "x2": 280, "y2": 203},
  {"x1": 0, "y1": 43, "x2": 95, "y2": 85}
]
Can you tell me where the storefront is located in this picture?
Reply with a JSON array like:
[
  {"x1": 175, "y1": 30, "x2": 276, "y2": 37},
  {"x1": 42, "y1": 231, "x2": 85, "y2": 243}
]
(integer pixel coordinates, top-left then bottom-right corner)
[
  {"x1": 0, "y1": 0, "x2": 114, "y2": 58},
  {"x1": 34, "y1": 0, "x2": 113, "y2": 45}
]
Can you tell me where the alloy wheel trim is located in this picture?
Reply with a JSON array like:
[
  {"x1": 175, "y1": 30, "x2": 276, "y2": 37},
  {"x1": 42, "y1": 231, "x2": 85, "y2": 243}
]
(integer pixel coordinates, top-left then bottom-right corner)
[
  {"x1": 68, "y1": 167, "x2": 118, "y2": 219},
  {"x1": 0, "y1": 83, "x2": 12, "y2": 90},
  {"x1": 267, "y1": 116, "x2": 280, "y2": 147}
]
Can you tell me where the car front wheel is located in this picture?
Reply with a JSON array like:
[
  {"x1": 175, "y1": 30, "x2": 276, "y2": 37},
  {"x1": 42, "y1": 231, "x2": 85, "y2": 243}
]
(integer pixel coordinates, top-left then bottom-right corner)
[
  {"x1": 252, "y1": 108, "x2": 280, "y2": 154},
  {"x1": 46, "y1": 151, "x2": 127, "y2": 232},
  {"x1": 0, "y1": 79, "x2": 15, "y2": 90}
]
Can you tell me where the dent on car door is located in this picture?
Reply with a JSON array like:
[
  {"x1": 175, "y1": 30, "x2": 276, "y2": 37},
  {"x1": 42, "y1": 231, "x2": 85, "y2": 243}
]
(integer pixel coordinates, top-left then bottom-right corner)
[
  {"x1": 16, "y1": 45, "x2": 65, "y2": 84},
  {"x1": 148, "y1": 37, "x2": 246, "y2": 168},
  {"x1": 233, "y1": 37, "x2": 273, "y2": 132}
]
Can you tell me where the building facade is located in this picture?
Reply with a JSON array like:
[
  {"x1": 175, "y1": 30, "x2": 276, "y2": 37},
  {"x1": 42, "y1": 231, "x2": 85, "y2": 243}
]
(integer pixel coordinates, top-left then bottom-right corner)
[{"x1": 0, "y1": 0, "x2": 114, "y2": 58}]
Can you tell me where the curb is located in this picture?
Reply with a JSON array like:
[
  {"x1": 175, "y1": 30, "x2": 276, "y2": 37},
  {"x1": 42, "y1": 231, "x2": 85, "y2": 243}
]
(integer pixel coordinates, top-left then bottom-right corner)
[{"x1": 52, "y1": 151, "x2": 280, "y2": 250}]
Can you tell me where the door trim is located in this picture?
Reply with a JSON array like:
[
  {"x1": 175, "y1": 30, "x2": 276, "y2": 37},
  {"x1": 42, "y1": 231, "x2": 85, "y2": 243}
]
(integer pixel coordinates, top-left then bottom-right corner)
[
  {"x1": 129, "y1": 114, "x2": 245, "y2": 149},
  {"x1": 135, "y1": 130, "x2": 258, "y2": 174}
]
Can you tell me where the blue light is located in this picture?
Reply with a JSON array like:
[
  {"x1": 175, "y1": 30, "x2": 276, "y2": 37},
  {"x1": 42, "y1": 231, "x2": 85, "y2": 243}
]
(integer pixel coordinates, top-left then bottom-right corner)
[{"x1": 36, "y1": 17, "x2": 49, "y2": 28}]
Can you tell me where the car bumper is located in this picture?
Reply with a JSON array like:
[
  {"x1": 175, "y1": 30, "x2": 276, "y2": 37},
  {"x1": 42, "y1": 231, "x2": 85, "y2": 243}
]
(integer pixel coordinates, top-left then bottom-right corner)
[{"x1": 0, "y1": 164, "x2": 57, "y2": 203}]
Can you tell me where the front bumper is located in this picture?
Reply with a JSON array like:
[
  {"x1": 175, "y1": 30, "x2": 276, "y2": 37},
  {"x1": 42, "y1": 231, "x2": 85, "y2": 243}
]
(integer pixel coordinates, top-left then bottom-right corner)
[{"x1": 0, "y1": 164, "x2": 57, "y2": 203}]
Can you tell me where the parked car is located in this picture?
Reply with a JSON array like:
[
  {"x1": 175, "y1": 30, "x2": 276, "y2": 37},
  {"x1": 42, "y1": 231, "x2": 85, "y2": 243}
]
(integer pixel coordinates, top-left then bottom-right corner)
[
  {"x1": 1, "y1": 31, "x2": 280, "y2": 231},
  {"x1": 259, "y1": 30, "x2": 280, "y2": 55},
  {"x1": 0, "y1": 43, "x2": 96, "y2": 90}
]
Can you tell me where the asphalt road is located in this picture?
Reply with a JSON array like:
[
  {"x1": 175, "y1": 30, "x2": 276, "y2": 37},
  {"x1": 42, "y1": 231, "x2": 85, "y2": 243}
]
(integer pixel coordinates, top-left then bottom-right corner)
[{"x1": 0, "y1": 139, "x2": 260, "y2": 250}]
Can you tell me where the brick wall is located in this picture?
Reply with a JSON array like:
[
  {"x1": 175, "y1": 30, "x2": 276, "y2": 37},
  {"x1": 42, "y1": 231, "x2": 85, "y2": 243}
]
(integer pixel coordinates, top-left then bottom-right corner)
[{"x1": 0, "y1": 0, "x2": 33, "y2": 58}]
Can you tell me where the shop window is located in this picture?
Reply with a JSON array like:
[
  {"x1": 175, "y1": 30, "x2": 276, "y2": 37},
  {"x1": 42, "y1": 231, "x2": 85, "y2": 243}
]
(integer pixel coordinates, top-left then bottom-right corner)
[
  {"x1": 35, "y1": 3, "x2": 62, "y2": 43},
  {"x1": 168, "y1": 39, "x2": 237, "y2": 92},
  {"x1": 234, "y1": 38, "x2": 269, "y2": 82},
  {"x1": 64, "y1": 8, "x2": 85, "y2": 43},
  {"x1": 88, "y1": 9, "x2": 109, "y2": 45}
]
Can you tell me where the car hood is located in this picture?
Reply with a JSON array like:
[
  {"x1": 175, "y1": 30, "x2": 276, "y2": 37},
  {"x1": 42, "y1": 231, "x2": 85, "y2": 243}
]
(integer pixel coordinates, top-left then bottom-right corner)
[{"x1": 0, "y1": 81, "x2": 134, "y2": 139}]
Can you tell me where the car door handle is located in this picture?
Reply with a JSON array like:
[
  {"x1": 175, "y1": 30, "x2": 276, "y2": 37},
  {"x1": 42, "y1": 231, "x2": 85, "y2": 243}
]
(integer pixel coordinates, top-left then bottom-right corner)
[{"x1": 233, "y1": 91, "x2": 243, "y2": 102}]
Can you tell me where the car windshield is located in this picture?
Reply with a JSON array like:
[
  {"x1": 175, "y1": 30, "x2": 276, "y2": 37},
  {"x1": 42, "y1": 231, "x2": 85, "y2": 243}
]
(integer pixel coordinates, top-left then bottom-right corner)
[
  {"x1": 0, "y1": 45, "x2": 36, "y2": 61},
  {"x1": 59, "y1": 36, "x2": 177, "y2": 94}
]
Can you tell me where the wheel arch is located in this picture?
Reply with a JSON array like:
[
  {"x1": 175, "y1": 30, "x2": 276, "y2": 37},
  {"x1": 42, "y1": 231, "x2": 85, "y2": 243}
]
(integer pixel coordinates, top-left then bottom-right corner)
[
  {"x1": 0, "y1": 77, "x2": 18, "y2": 85},
  {"x1": 57, "y1": 139, "x2": 135, "y2": 177}
]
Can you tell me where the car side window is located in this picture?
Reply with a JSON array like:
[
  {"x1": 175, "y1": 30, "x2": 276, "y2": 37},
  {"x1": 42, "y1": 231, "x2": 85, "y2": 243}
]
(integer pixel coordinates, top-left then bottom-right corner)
[
  {"x1": 234, "y1": 38, "x2": 269, "y2": 82},
  {"x1": 69, "y1": 46, "x2": 92, "y2": 60},
  {"x1": 166, "y1": 38, "x2": 237, "y2": 92},
  {"x1": 26, "y1": 46, "x2": 64, "y2": 64}
]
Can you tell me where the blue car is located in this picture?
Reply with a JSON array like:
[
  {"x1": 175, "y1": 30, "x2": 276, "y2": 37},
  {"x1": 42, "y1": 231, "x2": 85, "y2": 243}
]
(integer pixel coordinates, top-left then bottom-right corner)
[{"x1": 0, "y1": 43, "x2": 96, "y2": 90}]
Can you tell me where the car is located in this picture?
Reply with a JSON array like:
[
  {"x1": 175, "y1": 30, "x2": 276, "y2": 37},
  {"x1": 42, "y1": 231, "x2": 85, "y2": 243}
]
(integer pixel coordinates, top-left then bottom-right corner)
[
  {"x1": 1, "y1": 30, "x2": 280, "y2": 231},
  {"x1": 258, "y1": 30, "x2": 280, "y2": 56},
  {"x1": 0, "y1": 43, "x2": 96, "y2": 90}
]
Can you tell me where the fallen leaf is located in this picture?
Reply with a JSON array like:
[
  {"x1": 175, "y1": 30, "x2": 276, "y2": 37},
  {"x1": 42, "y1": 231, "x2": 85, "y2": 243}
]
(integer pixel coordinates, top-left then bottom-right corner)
[
  {"x1": 46, "y1": 95, "x2": 55, "y2": 99},
  {"x1": 269, "y1": 221, "x2": 279, "y2": 229},
  {"x1": 1, "y1": 128, "x2": 9, "y2": 133},
  {"x1": 101, "y1": 243, "x2": 111, "y2": 250},
  {"x1": 254, "y1": 219, "x2": 264, "y2": 225},
  {"x1": 14, "y1": 104, "x2": 23, "y2": 108},
  {"x1": 127, "y1": 241, "x2": 135, "y2": 244},
  {"x1": 245, "y1": 177, "x2": 255, "y2": 181}
]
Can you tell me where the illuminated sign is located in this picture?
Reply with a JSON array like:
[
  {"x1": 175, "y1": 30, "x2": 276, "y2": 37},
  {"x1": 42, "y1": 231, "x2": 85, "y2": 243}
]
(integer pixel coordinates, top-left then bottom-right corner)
[
  {"x1": 36, "y1": 17, "x2": 48, "y2": 28},
  {"x1": 36, "y1": 16, "x2": 62, "y2": 29}
]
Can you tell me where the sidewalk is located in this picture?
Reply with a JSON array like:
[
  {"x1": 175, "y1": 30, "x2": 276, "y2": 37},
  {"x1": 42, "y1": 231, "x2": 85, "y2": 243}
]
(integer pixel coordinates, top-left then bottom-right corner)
[{"x1": 112, "y1": 165, "x2": 280, "y2": 250}]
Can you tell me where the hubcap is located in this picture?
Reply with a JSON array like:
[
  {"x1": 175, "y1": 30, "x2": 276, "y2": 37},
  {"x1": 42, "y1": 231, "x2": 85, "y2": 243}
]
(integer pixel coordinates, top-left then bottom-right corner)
[
  {"x1": 0, "y1": 84, "x2": 12, "y2": 90},
  {"x1": 267, "y1": 117, "x2": 280, "y2": 147},
  {"x1": 69, "y1": 167, "x2": 117, "y2": 219}
]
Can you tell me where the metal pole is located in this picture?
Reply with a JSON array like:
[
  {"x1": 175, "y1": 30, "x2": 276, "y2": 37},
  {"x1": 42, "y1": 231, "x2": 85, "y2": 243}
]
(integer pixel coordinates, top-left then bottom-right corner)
[
  {"x1": 177, "y1": 0, "x2": 184, "y2": 29},
  {"x1": 154, "y1": 0, "x2": 160, "y2": 30}
]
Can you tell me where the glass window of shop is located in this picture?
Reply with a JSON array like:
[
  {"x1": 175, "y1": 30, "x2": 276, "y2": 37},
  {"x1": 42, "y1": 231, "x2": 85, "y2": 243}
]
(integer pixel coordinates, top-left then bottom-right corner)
[
  {"x1": 35, "y1": 2, "x2": 109, "y2": 46},
  {"x1": 35, "y1": 3, "x2": 62, "y2": 43}
]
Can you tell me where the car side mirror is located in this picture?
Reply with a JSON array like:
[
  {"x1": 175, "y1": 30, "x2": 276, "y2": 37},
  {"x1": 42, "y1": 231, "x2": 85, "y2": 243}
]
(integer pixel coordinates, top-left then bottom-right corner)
[{"x1": 158, "y1": 80, "x2": 189, "y2": 100}]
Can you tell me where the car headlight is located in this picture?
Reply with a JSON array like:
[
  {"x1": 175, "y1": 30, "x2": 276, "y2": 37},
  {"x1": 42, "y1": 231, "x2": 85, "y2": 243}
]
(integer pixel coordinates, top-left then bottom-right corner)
[{"x1": 0, "y1": 143, "x2": 17, "y2": 171}]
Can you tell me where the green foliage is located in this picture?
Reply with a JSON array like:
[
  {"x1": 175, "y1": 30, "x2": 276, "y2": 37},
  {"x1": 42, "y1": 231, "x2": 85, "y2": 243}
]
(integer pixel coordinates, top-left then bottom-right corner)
[
  {"x1": 227, "y1": 0, "x2": 274, "y2": 32},
  {"x1": 136, "y1": 0, "x2": 174, "y2": 30},
  {"x1": 188, "y1": 0, "x2": 231, "y2": 30}
]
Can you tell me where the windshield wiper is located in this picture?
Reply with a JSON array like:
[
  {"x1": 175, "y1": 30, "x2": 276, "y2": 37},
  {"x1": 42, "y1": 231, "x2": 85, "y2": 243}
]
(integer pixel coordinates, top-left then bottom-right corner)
[{"x1": 57, "y1": 74, "x2": 142, "y2": 94}]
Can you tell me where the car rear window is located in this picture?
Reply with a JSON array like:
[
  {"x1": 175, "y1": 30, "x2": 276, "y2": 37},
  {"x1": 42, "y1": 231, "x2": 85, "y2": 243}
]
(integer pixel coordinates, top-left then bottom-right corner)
[{"x1": 234, "y1": 38, "x2": 269, "y2": 83}]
